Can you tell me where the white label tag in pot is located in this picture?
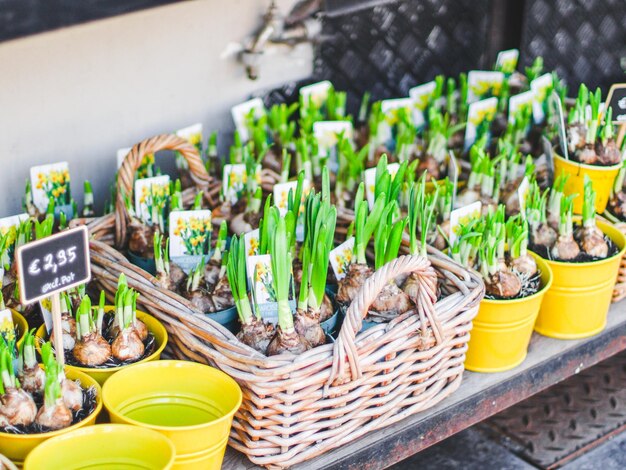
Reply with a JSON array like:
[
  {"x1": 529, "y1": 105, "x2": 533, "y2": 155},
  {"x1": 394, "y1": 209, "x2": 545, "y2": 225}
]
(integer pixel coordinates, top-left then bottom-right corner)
[
  {"x1": 300, "y1": 81, "x2": 332, "y2": 108},
  {"x1": 409, "y1": 80, "x2": 436, "y2": 128},
  {"x1": 378, "y1": 98, "x2": 414, "y2": 147},
  {"x1": 467, "y1": 70, "x2": 504, "y2": 103},
  {"x1": 329, "y1": 237, "x2": 355, "y2": 281},
  {"x1": 530, "y1": 73, "x2": 553, "y2": 124},
  {"x1": 246, "y1": 254, "x2": 274, "y2": 304},
  {"x1": 313, "y1": 120, "x2": 354, "y2": 172},
  {"x1": 30, "y1": 161, "x2": 71, "y2": 213},
  {"x1": 272, "y1": 179, "x2": 310, "y2": 217},
  {"x1": 508, "y1": 90, "x2": 535, "y2": 124},
  {"x1": 449, "y1": 201, "x2": 482, "y2": 248},
  {"x1": 39, "y1": 299, "x2": 53, "y2": 333},
  {"x1": 168, "y1": 210, "x2": 213, "y2": 257},
  {"x1": 517, "y1": 177, "x2": 530, "y2": 218},
  {"x1": 0, "y1": 308, "x2": 14, "y2": 340},
  {"x1": 464, "y1": 97, "x2": 498, "y2": 150},
  {"x1": 0, "y1": 213, "x2": 28, "y2": 235},
  {"x1": 134, "y1": 175, "x2": 170, "y2": 225},
  {"x1": 364, "y1": 163, "x2": 400, "y2": 208},
  {"x1": 176, "y1": 123, "x2": 203, "y2": 149},
  {"x1": 231, "y1": 98, "x2": 266, "y2": 142},
  {"x1": 447, "y1": 150, "x2": 459, "y2": 209},
  {"x1": 495, "y1": 49, "x2": 519, "y2": 74},
  {"x1": 222, "y1": 164, "x2": 247, "y2": 204},
  {"x1": 244, "y1": 229, "x2": 260, "y2": 257}
]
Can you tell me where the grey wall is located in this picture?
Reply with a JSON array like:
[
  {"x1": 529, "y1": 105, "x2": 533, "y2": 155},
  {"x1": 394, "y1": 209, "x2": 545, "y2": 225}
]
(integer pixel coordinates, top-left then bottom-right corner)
[{"x1": 0, "y1": 0, "x2": 312, "y2": 216}]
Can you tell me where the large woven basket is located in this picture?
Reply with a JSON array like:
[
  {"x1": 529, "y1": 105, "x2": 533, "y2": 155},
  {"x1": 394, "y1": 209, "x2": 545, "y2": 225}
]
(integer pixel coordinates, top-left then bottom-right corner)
[
  {"x1": 82, "y1": 134, "x2": 484, "y2": 468},
  {"x1": 90, "y1": 243, "x2": 482, "y2": 467},
  {"x1": 597, "y1": 214, "x2": 626, "y2": 302}
]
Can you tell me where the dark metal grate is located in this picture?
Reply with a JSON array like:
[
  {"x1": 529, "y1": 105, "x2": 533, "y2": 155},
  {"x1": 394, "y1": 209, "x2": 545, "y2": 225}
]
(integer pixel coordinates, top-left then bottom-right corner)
[
  {"x1": 520, "y1": 0, "x2": 626, "y2": 92},
  {"x1": 314, "y1": 0, "x2": 493, "y2": 113},
  {"x1": 483, "y1": 351, "x2": 626, "y2": 469}
]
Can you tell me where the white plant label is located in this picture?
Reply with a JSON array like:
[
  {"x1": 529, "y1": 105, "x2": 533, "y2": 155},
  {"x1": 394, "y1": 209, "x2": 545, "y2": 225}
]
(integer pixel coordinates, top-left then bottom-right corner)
[
  {"x1": 313, "y1": 120, "x2": 354, "y2": 156},
  {"x1": 0, "y1": 213, "x2": 29, "y2": 235},
  {"x1": 464, "y1": 97, "x2": 498, "y2": 150},
  {"x1": 273, "y1": 179, "x2": 310, "y2": 217},
  {"x1": 467, "y1": 70, "x2": 504, "y2": 103},
  {"x1": 168, "y1": 210, "x2": 213, "y2": 257},
  {"x1": 364, "y1": 162, "x2": 400, "y2": 208},
  {"x1": 222, "y1": 164, "x2": 247, "y2": 204},
  {"x1": 231, "y1": 98, "x2": 266, "y2": 142},
  {"x1": 244, "y1": 229, "x2": 260, "y2": 257},
  {"x1": 530, "y1": 73, "x2": 553, "y2": 123},
  {"x1": 409, "y1": 81, "x2": 436, "y2": 128},
  {"x1": 300, "y1": 81, "x2": 332, "y2": 108},
  {"x1": 329, "y1": 237, "x2": 355, "y2": 281},
  {"x1": 246, "y1": 254, "x2": 275, "y2": 305},
  {"x1": 30, "y1": 162, "x2": 71, "y2": 212},
  {"x1": 378, "y1": 98, "x2": 414, "y2": 144},
  {"x1": 0, "y1": 309, "x2": 14, "y2": 341},
  {"x1": 508, "y1": 90, "x2": 536, "y2": 124},
  {"x1": 517, "y1": 177, "x2": 530, "y2": 218},
  {"x1": 134, "y1": 175, "x2": 170, "y2": 224},
  {"x1": 176, "y1": 123, "x2": 203, "y2": 147},
  {"x1": 495, "y1": 49, "x2": 519, "y2": 74},
  {"x1": 449, "y1": 201, "x2": 482, "y2": 247}
]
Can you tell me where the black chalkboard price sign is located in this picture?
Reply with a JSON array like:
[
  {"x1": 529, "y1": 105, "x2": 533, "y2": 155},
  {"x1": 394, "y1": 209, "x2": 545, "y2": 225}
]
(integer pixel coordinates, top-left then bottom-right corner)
[
  {"x1": 16, "y1": 225, "x2": 90, "y2": 304},
  {"x1": 605, "y1": 83, "x2": 626, "y2": 124}
]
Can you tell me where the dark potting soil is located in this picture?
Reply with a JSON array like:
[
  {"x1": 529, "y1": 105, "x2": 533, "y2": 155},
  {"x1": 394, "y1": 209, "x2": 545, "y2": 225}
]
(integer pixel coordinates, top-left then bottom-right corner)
[
  {"x1": 484, "y1": 271, "x2": 542, "y2": 301},
  {"x1": 0, "y1": 385, "x2": 98, "y2": 435},
  {"x1": 530, "y1": 231, "x2": 619, "y2": 264},
  {"x1": 62, "y1": 314, "x2": 156, "y2": 369}
]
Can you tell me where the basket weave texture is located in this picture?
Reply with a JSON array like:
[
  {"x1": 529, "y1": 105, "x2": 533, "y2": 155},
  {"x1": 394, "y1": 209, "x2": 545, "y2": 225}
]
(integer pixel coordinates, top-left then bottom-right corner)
[{"x1": 81, "y1": 134, "x2": 484, "y2": 468}]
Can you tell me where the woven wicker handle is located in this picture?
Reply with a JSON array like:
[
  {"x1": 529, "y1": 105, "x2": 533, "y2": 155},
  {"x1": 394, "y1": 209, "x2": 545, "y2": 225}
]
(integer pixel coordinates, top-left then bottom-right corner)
[
  {"x1": 115, "y1": 134, "x2": 210, "y2": 248},
  {"x1": 327, "y1": 255, "x2": 439, "y2": 387}
]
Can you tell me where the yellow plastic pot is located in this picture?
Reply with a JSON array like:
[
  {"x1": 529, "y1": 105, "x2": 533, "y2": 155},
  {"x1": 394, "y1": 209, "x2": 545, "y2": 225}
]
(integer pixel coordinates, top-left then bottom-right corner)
[
  {"x1": 103, "y1": 360, "x2": 242, "y2": 470},
  {"x1": 465, "y1": 253, "x2": 553, "y2": 373},
  {"x1": 23, "y1": 424, "x2": 176, "y2": 470},
  {"x1": 535, "y1": 221, "x2": 626, "y2": 339},
  {"x1": 0, "y1": 368, "x2": 102, "y2": 467},
  {"x1": 35, "y1": 307, "x2": 168, "y2": 386},
  {"x1": 553, "y1": 152, "x2": 620, "y2": 214},
  {"x1": 11, "y1": 309, "x2": 27, "y2": 350}
]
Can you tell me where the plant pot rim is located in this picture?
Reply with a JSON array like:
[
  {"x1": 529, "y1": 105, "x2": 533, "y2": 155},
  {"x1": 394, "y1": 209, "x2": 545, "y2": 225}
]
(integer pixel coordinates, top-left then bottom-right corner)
[
  {"x1": 480, "y1": 252, "x2": 553, "y2": 306},
  {"x1": 102, "y1": 360, "x2": 243, "y2": 432},
  {"x1": 35, "y1": 307, "x2": 168, "y2": 374},
  {"x1": 0, "y1": 368, "x2": 102, "y2": 439},
  {"x1": 553, "y1": 150, "x2": 622, "y2": 171},
  {"x1": 540, "y1": 219, "x2": 626, "y2": 268}
]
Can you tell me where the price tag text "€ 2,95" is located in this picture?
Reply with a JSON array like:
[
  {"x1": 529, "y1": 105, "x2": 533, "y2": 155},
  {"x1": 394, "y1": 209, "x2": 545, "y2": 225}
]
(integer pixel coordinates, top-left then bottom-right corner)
[{"x1": 28, "y1": 247, "x2": 78, "y2": 276}]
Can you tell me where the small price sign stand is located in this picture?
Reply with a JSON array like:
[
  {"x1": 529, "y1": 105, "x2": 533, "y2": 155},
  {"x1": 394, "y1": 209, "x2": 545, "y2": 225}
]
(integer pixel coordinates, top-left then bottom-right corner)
[{"x1": 16, "y1": 226, "x2": 91, "y2": 365}]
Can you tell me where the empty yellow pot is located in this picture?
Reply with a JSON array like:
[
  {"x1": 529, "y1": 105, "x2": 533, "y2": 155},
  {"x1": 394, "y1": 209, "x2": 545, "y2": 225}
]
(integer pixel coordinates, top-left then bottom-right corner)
[
  {"x1": 35, "y1": 307, "x2": 168, "y2": 386},
  {"x1": 0, "y1": 368, "x2": 102, "y2": 467},
  {"x1": 535, "y1": 221, "x2": 626, "y2": 339},
  {"x1": 23, "y1": 423, "x2": 175, "y2": 470},
  {"x1": 465, "y1": 253, "x2": 553, "y2": 373},
  {"x1": 103, "y1": 360, "x2": 242, "y2": 470},
  {"x1": 553, "y1": 152, "x2": 620, "y2": 214},
  {"x1": 11, "y1": 309, "x2": 27, "y2": 350}
]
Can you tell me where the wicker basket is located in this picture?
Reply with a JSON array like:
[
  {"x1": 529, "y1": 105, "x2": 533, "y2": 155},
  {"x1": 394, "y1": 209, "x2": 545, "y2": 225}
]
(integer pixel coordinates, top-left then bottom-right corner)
[
  {"x1": 82, "y1": 134, "x2": 484, "y2": 468},
  {"x1": 89, "y1": 247, "x2": 482, "y2": 468},
  {"x1": 597, "y1": 213, "x2": 626, "y2": 302}
]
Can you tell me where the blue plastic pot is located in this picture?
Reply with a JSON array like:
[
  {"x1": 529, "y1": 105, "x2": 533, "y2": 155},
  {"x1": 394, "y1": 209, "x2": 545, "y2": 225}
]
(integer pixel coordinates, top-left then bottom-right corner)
[
  {"x1": 127, "y1": 251, "x2": 157, "y2": 275},
  {"x1": 206, "y1": 306, "x2": 239, "y2": 334}
]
